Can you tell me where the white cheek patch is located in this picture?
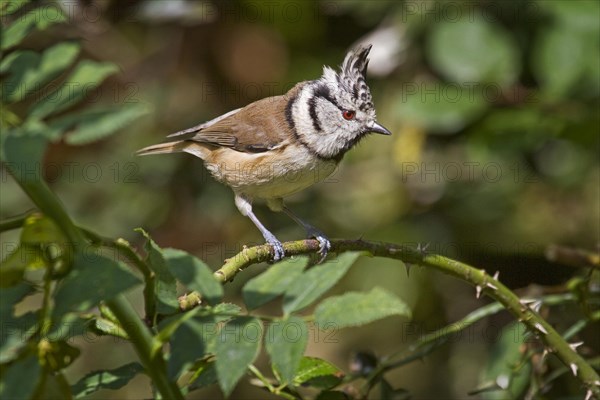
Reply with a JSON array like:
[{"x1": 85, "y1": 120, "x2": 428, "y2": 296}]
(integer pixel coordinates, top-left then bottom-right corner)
[{"x1": 292, "y1": 85, "x2": 359, "y2": 159}]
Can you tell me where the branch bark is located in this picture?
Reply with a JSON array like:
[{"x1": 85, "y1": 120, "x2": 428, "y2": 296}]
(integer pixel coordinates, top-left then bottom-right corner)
[{"x1": 213, "y1": 239, "x2": 600, "y2": 396}]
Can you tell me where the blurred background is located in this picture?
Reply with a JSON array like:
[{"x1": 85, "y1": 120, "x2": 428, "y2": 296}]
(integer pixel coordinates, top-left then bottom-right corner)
[{"x1": 2, "y1": 0, "x2": 599, "y2": 398}]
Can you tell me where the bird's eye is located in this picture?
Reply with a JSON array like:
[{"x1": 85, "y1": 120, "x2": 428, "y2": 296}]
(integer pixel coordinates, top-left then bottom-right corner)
[{"x1": 342, "y1": 110, "x2": 355, "y2": 120}]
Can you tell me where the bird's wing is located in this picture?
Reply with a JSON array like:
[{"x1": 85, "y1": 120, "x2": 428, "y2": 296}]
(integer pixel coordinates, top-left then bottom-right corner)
[
  {"x1": 166, "y1": 107, "x2": 242, "y2": 138},
  {"x1": 177, "y1": 95, "x2": 291, "y2": 153}
]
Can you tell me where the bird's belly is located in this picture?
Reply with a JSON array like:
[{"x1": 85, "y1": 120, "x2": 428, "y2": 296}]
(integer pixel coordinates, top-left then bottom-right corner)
[{"x1": 205, "y1": 146, "x2": 337, "y2": 199}]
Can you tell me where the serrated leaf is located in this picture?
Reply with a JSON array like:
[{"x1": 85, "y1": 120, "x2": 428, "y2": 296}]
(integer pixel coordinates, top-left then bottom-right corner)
[
  {"x1": 29, "y1": 60, "x2": 118, "y2": 119},
  {"x1": 62, "y1": 103, "x2": 150, "y2": 145},
  {"x1": 137, "y1": 228, "x2": 178, "y2": 314},
  {"x1": 215, "y1": 316, "x2": 262, "y2": 396},
  {"x1": 283, "y1": 252, "x2": 360, "y2": 315},
  {"x1": 1, "y1": 4, "x2": 66, "y2": 50},
  {"x1": 1, "y1": 42, "x2": 80, "y2": 103},
  {"x1": 292, "y1": 356, "x2": 343, "y2": 389},
  {"x1": 71, "y1": 362, "x2": 144, "y2": 399},
  {"x1": 243, "y1": 257, "x2": 308, "y2": 310},
  {"x1": 265, "y1": 316, "x2": 307, "y2": 384},
  {"x1": 314, "y1": 287, "x2": 411, "y2": 329},
  {"x1": 52, "y1": 252, "x2": 141, "y2": 319},
  {"x1": 163, "y1": 248, "x2": 223, "y2": 305},
  {"x1": 0, "y1": 354, "x2": 41, "y2": 399}
]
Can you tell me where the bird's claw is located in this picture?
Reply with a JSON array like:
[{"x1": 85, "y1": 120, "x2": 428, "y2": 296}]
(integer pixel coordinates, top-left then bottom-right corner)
[
  {"x1": 264, "y1": 233, "x2": 285, "y2": 262},
  {"x1": 307, "y1": 228, "x2": 330, "y2": 263}
]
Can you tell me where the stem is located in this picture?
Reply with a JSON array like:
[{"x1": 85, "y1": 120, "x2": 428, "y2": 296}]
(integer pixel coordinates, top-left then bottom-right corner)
[
  {"x1": 213, "y1": 239, "x2": 600, "y2": 395},
  {"x1": 6, "y1": 158, "x2": 181, "y2": 400},
  {"x1": 0, "y1": 212, "x2": 30, "y2": 232},
  {"x1": 106, "y1": 296, "x2": 183, "y2": 400},
  {"x1": 358, "y1": 293, "x2": 580, "y2": 395},
  {"x1": 81, "y1": 227, "x2": 156, "y2": 322}
]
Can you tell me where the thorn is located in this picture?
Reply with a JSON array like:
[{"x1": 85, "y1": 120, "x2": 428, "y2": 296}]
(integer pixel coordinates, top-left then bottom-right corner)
[
  {"x1": 569, "y1": 362, "x2": 578, "y2": 377},
  {"x1": 475, "y1": 285, "x2": 482, "y2": 299},
  {"x1": 534, "y1": 322, "x2": 548, "y2": 335},
  {"x1": 531, "y1": 300, "x2": 542, "y2": 312},
  {"x1": 493, "y1": 270, "x2": 500, "y2": 280},
  {"x1": 486, "y1": 281, "x2": 498, "y2": 290},
  {"x1": 569, "y1": 341, "x2": 584, "y2": 352},
  {"x1": 417, "y1": 242, "x2": 429, "y2": 254},
  {"x1": 541, "y1": 348, "x2": 549, "y2": 362},
  {"x1": 585, "y1": 389, "x2": 592, "y2": 400}
]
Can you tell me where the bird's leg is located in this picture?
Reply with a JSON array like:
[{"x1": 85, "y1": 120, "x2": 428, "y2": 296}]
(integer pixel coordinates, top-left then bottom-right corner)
[
  {"x1": 235, "y1": 194, "x2": 284, "y2": 261},
  {"x1": 281, "y1": 204, "x2": 331, "y2": 263}
]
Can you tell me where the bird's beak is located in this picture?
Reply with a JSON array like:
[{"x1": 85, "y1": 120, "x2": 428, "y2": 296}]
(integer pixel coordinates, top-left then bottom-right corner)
[{"x1": 370, "y1": 121, "x2": 392, "y2": 135}]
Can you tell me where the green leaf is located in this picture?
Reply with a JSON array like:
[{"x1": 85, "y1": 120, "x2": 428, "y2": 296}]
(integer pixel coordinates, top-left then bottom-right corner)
[
  {"x1": 1, "y1": 42, "x2": 81, "y2": 103},
  {"x1": 395, "y1": 81, "x2": 487, "y2": 134},
  {"x1": 188, "y1": 360, "x2": 218, "y2": 391},
  {"x1": 1, "y1": 4, "x2": 66, "y2": 50},
  {"x1": 0, "y1": 283, "x2": 37, "y2": 363},
  {"x1": 265, "y1": 316, "x2": 308, "y2": 384},
  {"x1": 292, "y1": 356, "x2": 343, "y2": 389},
  {"x1": 215, "y1": 316, "x2": 262, "y2": 396},
  {"x1": 283, "y1": 252, "x2": 360, "y2": 315},
  {"x1": 52, "y1": 252, "x2": 141, "y2": 319},
  {"x1": 314, "y1": 287, "x2": 411, "y2": 329},
  {"x1": 315, "y1": 391, "x2": 350, "y2": 400},
  {"x1": 538, "y1": 0, "x2": 600, "y2": 34},
  {"x1": 243, "y1": 256, "x2": 308, "y2": 310},
  {"x1": 0, "y1": 354, "x2": 41, "y2": 399},
  {"x1": 163, "y1": 248, "x2": 223, "y2": 305},
  {"x1": 92, "y1": 317, "x2": 127, "y2": 339},
  {"x1": 427, "y1": 16, "x2": 519, "y2": 86},
  {"x1": 137, "y1": 228, "x2": 179, "y2": 314},
  {"x1": 0, "y1": 245, "x2": 35, "y2": 286},
  {"x1": 42, "y1": 340, "x2": 80, "y2": 369},
  {"x1": 166, "y1": 315, "x2": 220, "y2": 379},
  {"x1": 1, "y1": 0, "x2": 30, "y2": 16},
  {"x1": 71, "y1": 362, "x2": 144, "y2": 399},
  {"x1": 29, "y1": 60, "x2": 118, "y2": 119},
  {"x1": 160, "y1": 304, "x2": 240, "y2": 379},
  {"x1": 532, "y1": 27, "x2": 589, "y2": 97},
  {"x1": 20, "y1": 213, "x2": 66, "y2": 245},
  {"x1": 62, "y1": 103, "x2": 150, "y2": 145},
  {"x1": 478, "y1": 321, "x2": 531, "y2": 400},
  {"x1": 1, "y1": 132, "x2": 47, "y2": 180}
]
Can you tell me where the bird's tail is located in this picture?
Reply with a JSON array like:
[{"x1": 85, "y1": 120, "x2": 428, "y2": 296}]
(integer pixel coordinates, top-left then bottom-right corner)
[{"x1": 136, "y1": 141, "x2": 186, "y2": 156}]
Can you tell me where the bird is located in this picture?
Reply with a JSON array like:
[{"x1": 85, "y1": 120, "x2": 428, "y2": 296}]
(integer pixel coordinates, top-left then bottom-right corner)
[{"x1": 137, "y1": 44, "x2": 391, "y2": 262}]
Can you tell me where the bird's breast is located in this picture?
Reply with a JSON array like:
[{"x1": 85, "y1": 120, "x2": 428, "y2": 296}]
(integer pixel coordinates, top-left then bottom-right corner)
[{"x1": 204, "y1": 144, "x2": 338, "y2": 199}]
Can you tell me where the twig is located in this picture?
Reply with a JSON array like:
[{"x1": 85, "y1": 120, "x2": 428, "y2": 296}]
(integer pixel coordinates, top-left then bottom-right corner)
[{"x1": 211, "y1": 239, "x2": 600, "y2": 396}]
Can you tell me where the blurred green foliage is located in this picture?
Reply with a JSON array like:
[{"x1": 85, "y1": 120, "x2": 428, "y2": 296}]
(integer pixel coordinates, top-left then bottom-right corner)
[{"x1": 1, "y1": 0, "x2": 599, "y2": 398}]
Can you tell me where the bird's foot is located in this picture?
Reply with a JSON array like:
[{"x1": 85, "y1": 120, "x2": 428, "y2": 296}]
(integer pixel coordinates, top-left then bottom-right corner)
[
  {"x1": 306, "y1": 228, "x2": 331, "y2": 263},
  {"x1": 263, "y1": 232, "x2": 285, "y2": 262}
]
